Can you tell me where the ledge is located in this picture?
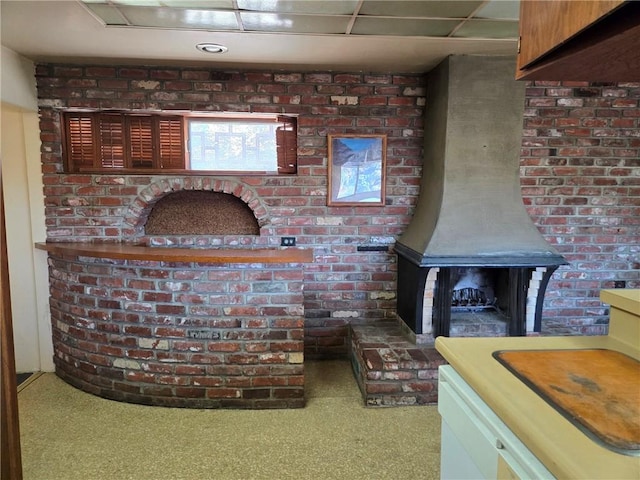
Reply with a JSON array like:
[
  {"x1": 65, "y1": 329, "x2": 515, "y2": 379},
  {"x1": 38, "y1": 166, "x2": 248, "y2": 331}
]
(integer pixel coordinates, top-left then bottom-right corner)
[
  {"x1": 35, "y1": 242, "x2": 314, "y2": 264},
  {"x1": 600, "y1": 289, "x2": 640, "y2": 316}
]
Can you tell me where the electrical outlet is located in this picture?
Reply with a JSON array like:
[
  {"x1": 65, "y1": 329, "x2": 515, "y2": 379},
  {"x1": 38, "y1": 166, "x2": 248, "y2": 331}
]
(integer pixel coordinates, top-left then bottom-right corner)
[{"x1": 281, "y1": 237, "x2": 296, "y2": 247}]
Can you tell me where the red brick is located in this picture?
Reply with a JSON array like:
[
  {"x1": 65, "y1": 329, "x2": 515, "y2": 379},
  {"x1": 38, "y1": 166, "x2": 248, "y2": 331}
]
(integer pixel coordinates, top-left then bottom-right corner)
[
  {"x1": 155, "y1": 327, "x2": 185, "y2": 337},
  {"x1": 176, "y1": 387, "x2": 206, "y2": 398},
  {"x1": 274, "y1": 73, "x2": 303, "y2": 83},
  {"x1": 125, "y1": 349, "x2": 154, "y2": 359},
  {"x1": 164, "y1": 81, "x2": 192, "y2": 90},
  {"x1": 126, "y1": 371, "x2": 155, "y2": 383},
  {"x1": 257, "y1": 84, "x2": 287, "y2": 93},
  {"x1": 123, "y1": 326, "x2": 152, "y2": 336},
  {"x1": 366, "y1": 382, "x2": 401, "y2": 394},
  {"x1": 273, "y1": 387, "x2": 304, "y2": 398},
  {"x1": 208, "y1": 342, "x2": 241, "y2": 352},
  {"x1": 207, "y1": 388, "x2": 241, "y2": 398},
  {"x1": 156, "y1": 305, "x2": 185, "y2": 315}
]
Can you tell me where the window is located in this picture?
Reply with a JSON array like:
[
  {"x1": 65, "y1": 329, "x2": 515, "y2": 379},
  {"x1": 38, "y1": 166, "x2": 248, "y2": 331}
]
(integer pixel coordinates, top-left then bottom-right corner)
[
  {"x1": 188, "y1": 115, "x2": 296, "y2": 173},
  {"x1": 62, "y1": 111, "x2": 297, "y2": 174}
]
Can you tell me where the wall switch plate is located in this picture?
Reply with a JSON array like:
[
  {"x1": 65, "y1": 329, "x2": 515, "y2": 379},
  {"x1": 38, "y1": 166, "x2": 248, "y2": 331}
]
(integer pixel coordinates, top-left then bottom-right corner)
[{"x1": 281, "y1": 237, "x2": 296, "y2": 246}]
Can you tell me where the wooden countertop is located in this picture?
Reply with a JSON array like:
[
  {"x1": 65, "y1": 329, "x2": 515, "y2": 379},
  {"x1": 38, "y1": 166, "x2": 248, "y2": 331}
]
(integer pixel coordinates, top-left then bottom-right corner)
[
  {"x1": 35, "y1": 242, "x2": 314, "y2": 264},
  {"x1": 436, "y1": 334, "x2": 639, "y2": 480}
]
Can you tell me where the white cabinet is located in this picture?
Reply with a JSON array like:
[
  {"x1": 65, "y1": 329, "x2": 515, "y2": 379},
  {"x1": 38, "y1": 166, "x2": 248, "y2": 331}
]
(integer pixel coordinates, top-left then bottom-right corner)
[{"x1": 438, "y1": 365, "x2": 554, "y2": 480}]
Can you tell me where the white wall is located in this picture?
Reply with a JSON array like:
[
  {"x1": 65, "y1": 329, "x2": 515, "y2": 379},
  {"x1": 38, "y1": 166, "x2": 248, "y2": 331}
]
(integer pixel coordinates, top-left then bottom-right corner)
[
  {"x1": 1, "y1": 46, "x2": 38, "y2": 111},
  {"x1": 1, "y1": 46, "x2": 53, "y2": 372}
]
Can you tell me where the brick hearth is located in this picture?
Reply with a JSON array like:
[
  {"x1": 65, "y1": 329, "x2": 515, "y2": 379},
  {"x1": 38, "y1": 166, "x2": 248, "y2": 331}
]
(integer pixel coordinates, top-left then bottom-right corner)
[
  {"x1": 349, "y1": 321, "x2": 446, "y2": 407},
  {"x1": 349, "y1": 317, "x2": 585, "y2": 407}
]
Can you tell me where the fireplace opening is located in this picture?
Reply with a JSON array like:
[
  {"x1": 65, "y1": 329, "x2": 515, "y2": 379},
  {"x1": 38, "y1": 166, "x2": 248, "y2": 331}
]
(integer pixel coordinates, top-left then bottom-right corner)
[
  {"x1": 144, "y1": 190, "x2": 260, "y2": 236},
  {"x1": 452, "y1": 267, "x2": 497, "y2": 307},
  {"x1": 450, "y1": 267, "x2": 511, "y2": 337},
  {"x1": 396, "y1": 256, "x2": 561, "y2": 344}
]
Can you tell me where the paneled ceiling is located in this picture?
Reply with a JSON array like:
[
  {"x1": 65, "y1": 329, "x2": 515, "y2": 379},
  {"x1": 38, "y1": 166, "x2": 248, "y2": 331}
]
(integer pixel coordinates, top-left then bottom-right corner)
[{"x1": 1, "y1": 0, "x2": 520, "y2": 73}]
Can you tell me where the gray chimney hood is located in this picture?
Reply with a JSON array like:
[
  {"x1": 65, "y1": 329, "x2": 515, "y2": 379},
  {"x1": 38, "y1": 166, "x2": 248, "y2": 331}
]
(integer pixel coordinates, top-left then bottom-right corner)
[
  {"x1": 395, "y1": 55, "x2": 567, "y2": 268},
  {"x1": 394, "y1": 56, "x2": 567, "y2": 339}
]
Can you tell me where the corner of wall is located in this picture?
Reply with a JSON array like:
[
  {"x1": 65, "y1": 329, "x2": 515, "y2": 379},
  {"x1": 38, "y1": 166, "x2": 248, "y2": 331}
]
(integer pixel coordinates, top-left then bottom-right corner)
[
  {"x1": 1, "y1": 47, "x2": 51, "y2": 371},
  {"x1": 1, "y1": 46, "x2": 37, "y2": 112}
]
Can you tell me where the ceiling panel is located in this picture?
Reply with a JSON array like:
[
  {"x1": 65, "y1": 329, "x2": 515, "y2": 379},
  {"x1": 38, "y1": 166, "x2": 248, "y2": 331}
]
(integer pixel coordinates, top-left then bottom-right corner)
[
  {"x1": 352, "y1": 18, "x2": 461, "y2": 37},
  {"x1": 474, "y1": 0, "x2": 520, "y2": 19},
  {"x1": 237, "y1": 0, "x2": 360, "y2": 15},
  {"x1": 240, "y1": 12, "x2": 352, "y2": 34},
  {"x1": 81, "y1": 0, "x2": 519, "y2": 39},
  {"x1": 0, "y1": 1, "x2": 520, "y2": 74},
  {"x1": 452, "y1": 19, "x2": 519, "y2": 39},
  {"x1": 162, "y1": 1, "x2": 234, "y2": 7},
  {"x1": 358, "y1": 0, "x2": 484, "y2": 18},
  {"x1": 84, "y1": 3, "x2": 130, "y2": 25},
  {"x1": 115, "y1": 6, "x2": 240, "y2": 30}
]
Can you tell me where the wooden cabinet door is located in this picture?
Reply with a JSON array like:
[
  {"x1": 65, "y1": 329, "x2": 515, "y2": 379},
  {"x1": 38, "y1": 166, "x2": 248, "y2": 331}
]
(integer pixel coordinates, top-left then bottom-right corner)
[{"x1": 517, "y1": 0, "x2": 625, "y2": 70}]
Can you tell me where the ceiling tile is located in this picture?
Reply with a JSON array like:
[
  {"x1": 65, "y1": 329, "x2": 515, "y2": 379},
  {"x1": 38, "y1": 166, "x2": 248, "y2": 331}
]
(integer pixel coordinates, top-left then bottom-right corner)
[
  {"x1": 452, "y1": 20, "x2": 519, "y2": 39},
  {"x1": 84, "y1": 4, "x2": 130, "y2": 25},
  {"x1": 474, "y1": 1, "x2": 520, "y2": 20},
  {"x1": 358, "y1": 1, "x2": 484, "y2": 18},
  {"x1": 108, "y1": 0, "x2": 164, "y2": 5},
  {"x1": 240, "y1": 12, "x2": 351, "y2": 34},
  {"x1": 118, "y1": 6, "x2": 239, "y2": 29},
  {"x1": 352, "y1": 17, "x2": 460, "y2": 36},
  {"x1": 160, "y1": 1, "x2": 234, "y2": 8},
  {"x1": 90, "y1": 0, "x2": 234, "y2": 5},
  {"x1": 237, "y1": 0, "x2": 359, "y2": 15}
]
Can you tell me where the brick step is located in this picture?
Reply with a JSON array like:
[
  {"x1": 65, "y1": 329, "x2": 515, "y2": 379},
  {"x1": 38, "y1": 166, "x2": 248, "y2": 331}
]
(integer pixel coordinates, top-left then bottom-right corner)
[{"x1": 349, "y1": 322, "x2": 446, "y2": 407}]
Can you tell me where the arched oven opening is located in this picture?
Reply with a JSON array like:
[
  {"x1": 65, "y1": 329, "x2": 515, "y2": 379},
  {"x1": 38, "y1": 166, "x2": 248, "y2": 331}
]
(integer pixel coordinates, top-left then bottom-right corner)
[{"x1": 144, "y1": 190, "x2": 260, "y2": 236}]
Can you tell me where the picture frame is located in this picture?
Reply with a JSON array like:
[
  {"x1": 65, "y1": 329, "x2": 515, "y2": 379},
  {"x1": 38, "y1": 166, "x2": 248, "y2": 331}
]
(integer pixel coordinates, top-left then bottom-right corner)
[{"x1": 327, "y1": 134, "x2": 387, "y2": 206}]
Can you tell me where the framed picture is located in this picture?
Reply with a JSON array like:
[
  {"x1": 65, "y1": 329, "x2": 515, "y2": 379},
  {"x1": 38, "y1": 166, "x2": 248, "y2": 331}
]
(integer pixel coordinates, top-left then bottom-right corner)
[{"x1": 327, "y1": 134, "x2": 387, "y2": 206}]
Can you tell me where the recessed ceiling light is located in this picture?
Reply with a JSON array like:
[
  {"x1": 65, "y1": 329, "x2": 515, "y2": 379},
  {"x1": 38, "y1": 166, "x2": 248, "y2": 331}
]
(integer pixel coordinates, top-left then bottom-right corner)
[{"x1": 196, "y1": 43, "x2": 228, "y2": 54}]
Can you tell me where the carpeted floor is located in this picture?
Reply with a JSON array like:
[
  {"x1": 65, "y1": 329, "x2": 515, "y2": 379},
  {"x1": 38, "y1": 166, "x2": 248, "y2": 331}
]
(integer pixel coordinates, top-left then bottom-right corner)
[{"x1": 18, "y1": 360, "x2": 441, "y2": 480}]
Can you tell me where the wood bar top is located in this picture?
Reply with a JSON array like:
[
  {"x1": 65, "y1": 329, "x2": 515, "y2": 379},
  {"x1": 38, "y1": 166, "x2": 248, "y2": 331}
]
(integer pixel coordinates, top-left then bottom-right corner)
[{"x1": 35, "y1": 242, "x2": 314, "y2": 264}]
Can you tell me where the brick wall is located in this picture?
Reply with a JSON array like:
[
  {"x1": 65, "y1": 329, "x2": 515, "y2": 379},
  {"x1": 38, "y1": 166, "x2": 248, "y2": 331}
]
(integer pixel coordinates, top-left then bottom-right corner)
[
  {"x1": 49, "y1": 254, "x2": 305, "y2": 408},
  {"x1": 36, "y1": 64, "x2": 425, "y2": 360},
  {"x1": 521, "y1": 81, "x2": 640, "y2": 334},
  {"x1": 35, "y1": 65, "x2": 639, "y2": 359}
]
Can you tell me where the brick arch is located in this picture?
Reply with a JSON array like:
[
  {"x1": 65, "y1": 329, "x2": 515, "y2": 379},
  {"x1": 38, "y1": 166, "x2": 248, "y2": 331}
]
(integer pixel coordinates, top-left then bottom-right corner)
[{"x1": 122, "y1": 177, "x2": 270, "y2": 239}]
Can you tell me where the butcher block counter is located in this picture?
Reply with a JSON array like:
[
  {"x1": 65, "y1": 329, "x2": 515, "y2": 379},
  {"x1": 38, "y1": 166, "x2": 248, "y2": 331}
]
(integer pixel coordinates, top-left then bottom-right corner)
[{"x1": 435, "y1": 289, "x2": 640, "y2": 480}]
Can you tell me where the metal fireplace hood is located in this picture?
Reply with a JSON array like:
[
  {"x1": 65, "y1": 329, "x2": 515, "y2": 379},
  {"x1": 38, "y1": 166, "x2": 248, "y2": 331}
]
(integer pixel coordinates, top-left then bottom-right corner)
[{"x1": 395, "y1": 55, "x2": 567, "y2": 268}]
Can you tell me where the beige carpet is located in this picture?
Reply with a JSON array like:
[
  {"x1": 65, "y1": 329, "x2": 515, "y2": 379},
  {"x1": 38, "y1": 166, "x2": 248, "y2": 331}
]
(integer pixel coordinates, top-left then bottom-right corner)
[{"x1": 18, "y1": 360, "x2": 441, "y2": 480}]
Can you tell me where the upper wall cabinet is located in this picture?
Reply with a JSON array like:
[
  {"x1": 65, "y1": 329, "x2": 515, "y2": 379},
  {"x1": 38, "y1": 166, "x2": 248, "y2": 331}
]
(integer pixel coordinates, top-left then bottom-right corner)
[{"x1": 516, "y1": 0, "x2": 640, "y2": 81}]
